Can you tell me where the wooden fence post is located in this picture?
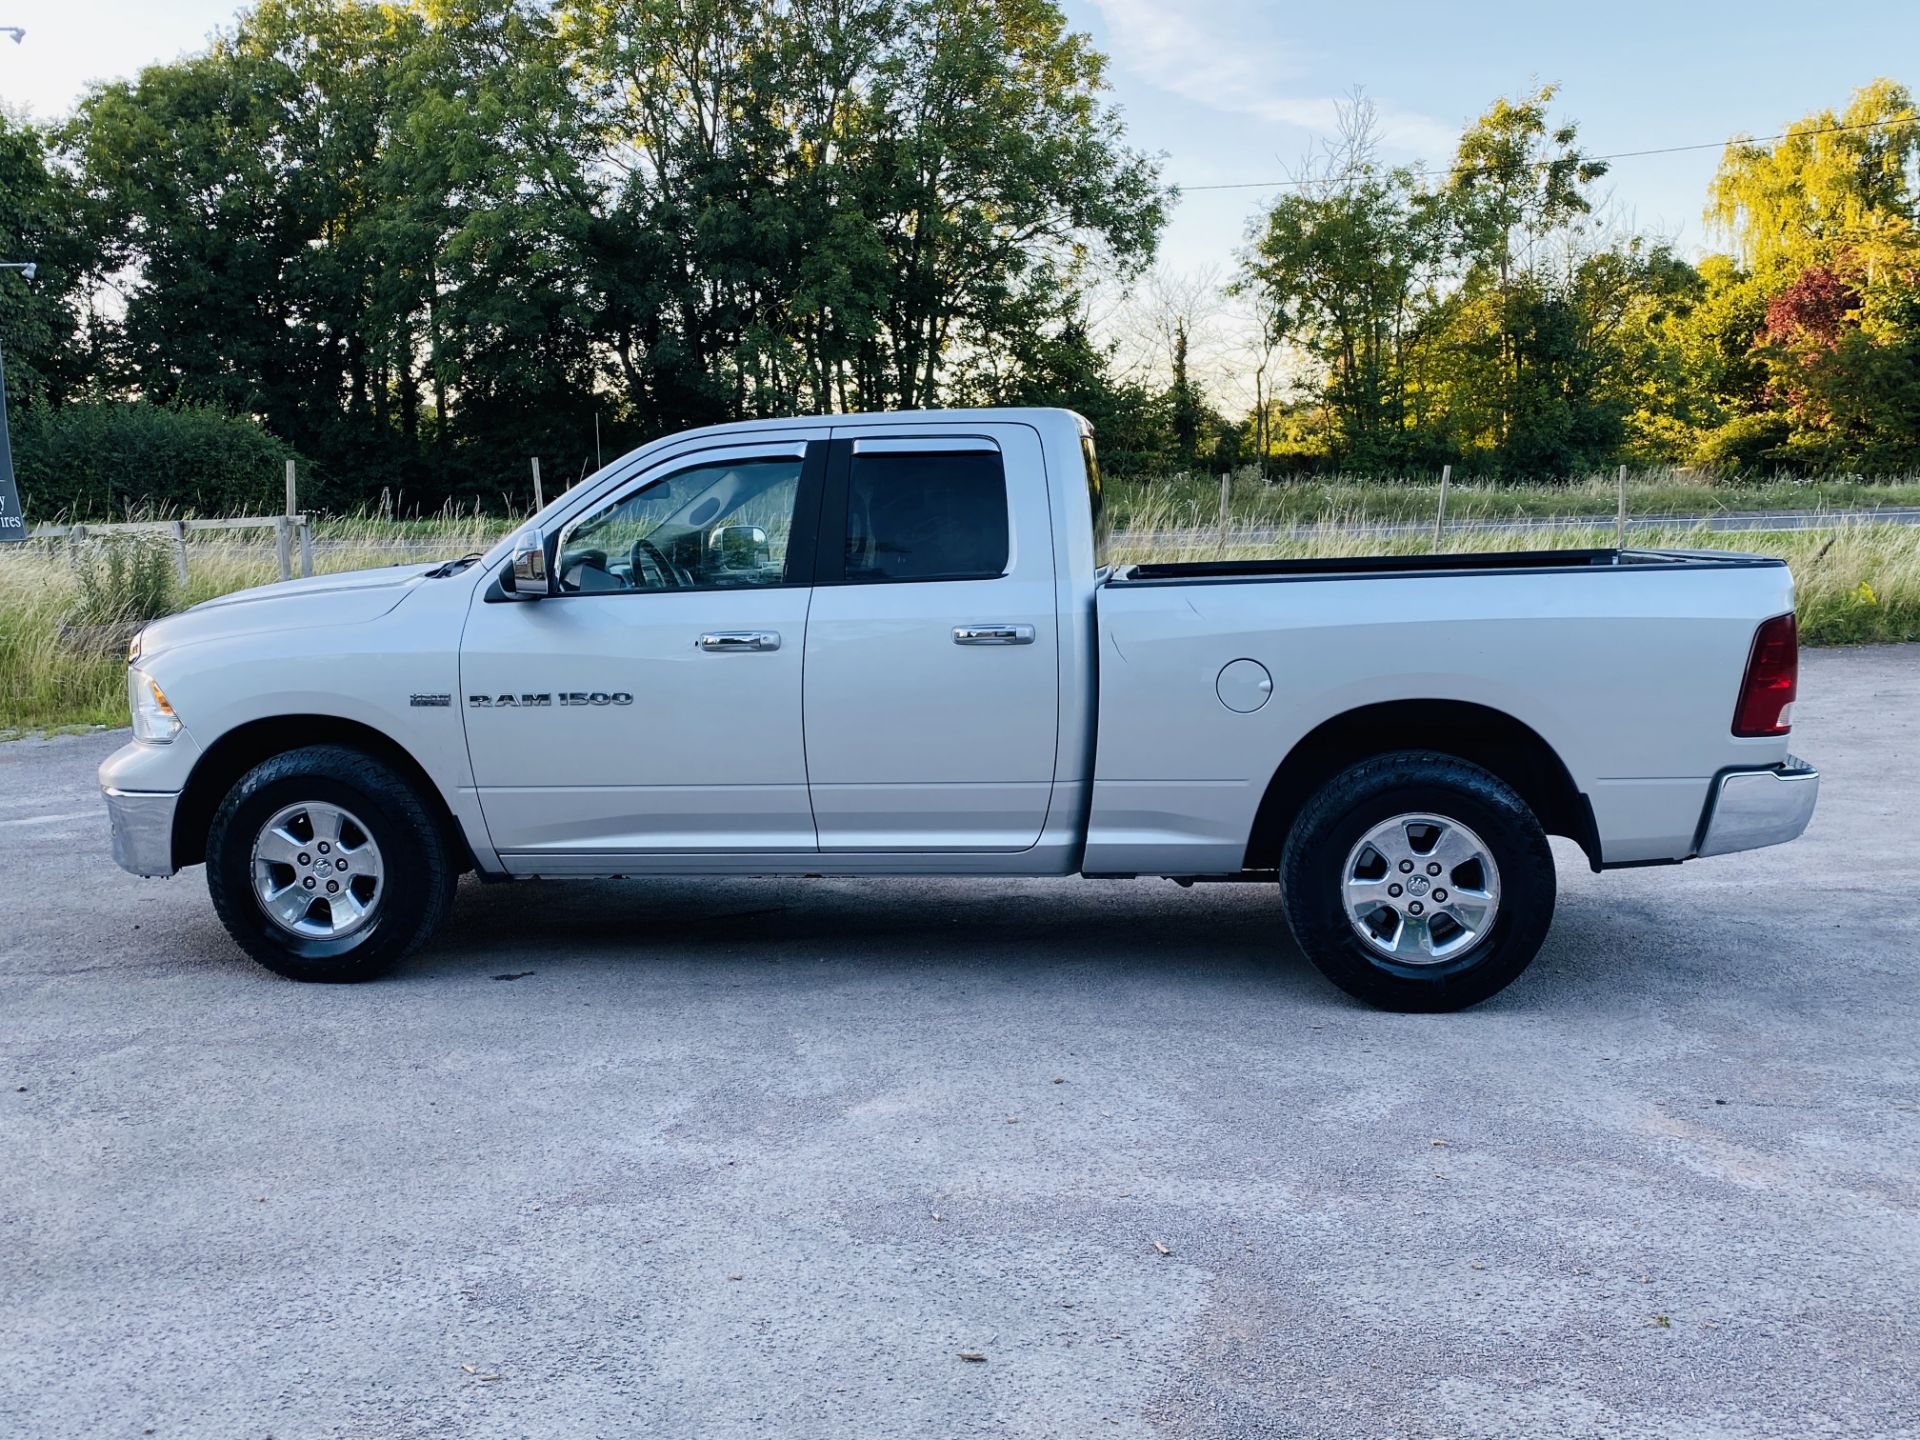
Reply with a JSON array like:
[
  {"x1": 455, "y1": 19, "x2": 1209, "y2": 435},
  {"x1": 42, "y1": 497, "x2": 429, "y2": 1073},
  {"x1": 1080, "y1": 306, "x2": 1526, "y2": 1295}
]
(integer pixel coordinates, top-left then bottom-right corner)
[
  {"x1": 275, "y1": 516, "x2": 292, "y2": 582},
  {"x1": 281, "y1": 459, "x2": 314, "y2": 577},
  {"x1": 171, "y1": 520, "x2": 189, "y2": 586},
  {"x1": 1433, "y1": 464, "x2": 1452, "y2": 548},
  {"x1": 531, "y1": 456, "x2": 544, "y2": 512},
  {"x1": 1216, "y1": 472, "x2": 1231, "y2": 556},
  {"x1": 1616, "y1": 464, "x2": 1628, "y2": 551}
]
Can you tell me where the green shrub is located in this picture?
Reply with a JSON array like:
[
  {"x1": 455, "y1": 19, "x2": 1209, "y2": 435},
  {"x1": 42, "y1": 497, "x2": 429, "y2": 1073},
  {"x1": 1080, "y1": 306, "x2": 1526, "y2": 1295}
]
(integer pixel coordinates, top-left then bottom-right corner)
[
  {"x1": 71, "y1": 536, "x2": 178, "y2": 628},
  {"x1": 1692, "y1": 413, "x2": 1793, "y2": 475},
  {"x1": 11, "y1": 400, "x2": 298, "y2": 519}
]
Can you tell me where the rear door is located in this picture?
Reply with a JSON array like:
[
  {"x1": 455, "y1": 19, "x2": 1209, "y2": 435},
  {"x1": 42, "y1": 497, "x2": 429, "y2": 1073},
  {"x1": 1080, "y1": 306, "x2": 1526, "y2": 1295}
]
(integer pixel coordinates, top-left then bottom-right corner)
[{"x1": 801, "y1": 424, "x2": 1059, "y2": 851}]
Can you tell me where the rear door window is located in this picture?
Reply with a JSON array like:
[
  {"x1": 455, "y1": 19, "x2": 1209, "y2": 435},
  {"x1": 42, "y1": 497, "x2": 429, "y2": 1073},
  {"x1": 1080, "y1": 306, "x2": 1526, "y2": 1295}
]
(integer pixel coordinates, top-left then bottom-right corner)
[{"x1": 842, "y1": 449, "x2": 1009, "y2": 583}]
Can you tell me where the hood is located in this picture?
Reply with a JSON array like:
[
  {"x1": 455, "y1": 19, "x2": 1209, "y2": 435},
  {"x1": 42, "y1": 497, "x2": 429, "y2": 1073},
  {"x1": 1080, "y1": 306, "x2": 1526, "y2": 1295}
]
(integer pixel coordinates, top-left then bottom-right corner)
[
  {"x1": 137, "y1": 563, "x2": 438, "y2": 657},
  {"x1": 190, "y1": 563, "x2": 436, "y2": 612}
]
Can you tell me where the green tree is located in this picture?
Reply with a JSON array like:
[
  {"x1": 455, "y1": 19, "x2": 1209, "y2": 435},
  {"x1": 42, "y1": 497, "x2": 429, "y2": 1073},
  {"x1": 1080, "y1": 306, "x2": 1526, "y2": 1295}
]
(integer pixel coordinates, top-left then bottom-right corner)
[
  {"x1": 60, "y1": 0, "x2": 1164, "y2": 509},
  {"x1": 563, "y1": 0, "x2": 1164, "y2": 419},
  {"x1": 1703, "y1": 79, "x2": 1920, "y2": 469},
  {"x1": 1239, "y1": 99, "x2": 1446, "y2": 468},
  {"x1": 1709, "y1": 78, "x2": 1919, "y2": 277},
  {"x1": 1439, "y1": 85, "x2": 1611, "y2": 472},
  {"x1": 0, "y1": 113, "x2": 105, "y2": 413}
]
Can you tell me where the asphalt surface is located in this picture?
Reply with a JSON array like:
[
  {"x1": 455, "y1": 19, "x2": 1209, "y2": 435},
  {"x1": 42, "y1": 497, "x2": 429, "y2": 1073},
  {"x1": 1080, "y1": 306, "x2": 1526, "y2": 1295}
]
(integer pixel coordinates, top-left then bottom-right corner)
[{"x1": 2, "y1": 647, "x2": 1916, "y2": 1440}]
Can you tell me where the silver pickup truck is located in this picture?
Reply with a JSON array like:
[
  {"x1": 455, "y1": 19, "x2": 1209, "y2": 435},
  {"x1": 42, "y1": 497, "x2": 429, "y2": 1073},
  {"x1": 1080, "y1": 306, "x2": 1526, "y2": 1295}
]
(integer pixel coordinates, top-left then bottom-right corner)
[{"x1": 101, "y1": 407, "x2": 1817, "y2": 1010}]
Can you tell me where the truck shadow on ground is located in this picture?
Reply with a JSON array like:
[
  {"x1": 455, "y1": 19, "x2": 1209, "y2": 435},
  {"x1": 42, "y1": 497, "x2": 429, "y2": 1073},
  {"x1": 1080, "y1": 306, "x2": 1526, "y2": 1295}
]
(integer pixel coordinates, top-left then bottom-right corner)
[
  {"x1": 431, "y1": 872, "x2": 1291, "y2": 976},
  {"x1": 397, "y1": 869, "x2": 1688, "y2": 1014}
]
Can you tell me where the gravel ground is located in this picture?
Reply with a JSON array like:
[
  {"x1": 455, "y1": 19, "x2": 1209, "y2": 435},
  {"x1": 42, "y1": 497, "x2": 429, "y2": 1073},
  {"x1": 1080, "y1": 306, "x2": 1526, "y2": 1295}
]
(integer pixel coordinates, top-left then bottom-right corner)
[{"x1": 1, "y1": 646, "x2": 1915, "y2": 1440}]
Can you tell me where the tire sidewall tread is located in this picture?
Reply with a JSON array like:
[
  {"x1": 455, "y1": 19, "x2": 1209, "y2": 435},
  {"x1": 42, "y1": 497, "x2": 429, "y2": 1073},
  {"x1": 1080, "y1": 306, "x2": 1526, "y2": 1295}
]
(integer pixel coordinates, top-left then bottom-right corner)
[
  {"x1": 1280, "y1": 751, "x2": 1557, "y2": 1012},
  {"x1": 205, "y1": 744, "x2": 455, "y2": 982}
]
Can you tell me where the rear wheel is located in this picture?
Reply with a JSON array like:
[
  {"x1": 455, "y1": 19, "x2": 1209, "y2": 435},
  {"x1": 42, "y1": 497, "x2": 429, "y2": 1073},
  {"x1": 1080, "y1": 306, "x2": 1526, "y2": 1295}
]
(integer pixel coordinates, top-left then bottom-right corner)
[
  {"x1": 205, "y1": 745, "x2": 457, "y2": 982},
  {"x1": 1279, "y1": 752, "x2": 1555, "y2": 1012}
]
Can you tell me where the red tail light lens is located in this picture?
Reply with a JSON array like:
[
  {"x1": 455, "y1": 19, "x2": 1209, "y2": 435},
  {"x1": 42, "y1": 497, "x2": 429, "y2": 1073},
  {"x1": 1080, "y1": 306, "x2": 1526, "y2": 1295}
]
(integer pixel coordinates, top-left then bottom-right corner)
[{"x1": 1733, "y1": 613, "x2": 1797, "y2": 737}]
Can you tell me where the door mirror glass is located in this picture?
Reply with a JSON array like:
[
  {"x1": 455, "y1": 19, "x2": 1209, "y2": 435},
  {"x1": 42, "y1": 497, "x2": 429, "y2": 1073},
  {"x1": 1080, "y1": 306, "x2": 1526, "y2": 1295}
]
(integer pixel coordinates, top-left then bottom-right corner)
[
  {"x1": 708, "y1": 524, "x2": 769, "y2": 573},
  {"x1": 503, "y1": 527, "x2": 550, "y2": 598}
]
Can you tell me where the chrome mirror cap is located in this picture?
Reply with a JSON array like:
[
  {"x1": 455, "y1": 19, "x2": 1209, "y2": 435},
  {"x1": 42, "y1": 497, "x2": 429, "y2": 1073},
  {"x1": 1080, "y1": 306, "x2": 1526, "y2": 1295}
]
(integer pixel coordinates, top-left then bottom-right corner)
[
  {"x1": 503, "y1": 527, "x2": 550, "y2": 598},
  {"x1": 709, "y1": 524, "x2": 770, "y2": 572}
]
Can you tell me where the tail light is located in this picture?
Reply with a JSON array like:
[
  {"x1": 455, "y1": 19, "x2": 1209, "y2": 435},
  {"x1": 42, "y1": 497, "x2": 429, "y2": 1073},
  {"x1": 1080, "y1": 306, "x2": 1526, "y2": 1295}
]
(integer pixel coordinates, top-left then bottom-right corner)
[{"x1": 1733, "y1": 613, "x2": 1797, "y2": 737}]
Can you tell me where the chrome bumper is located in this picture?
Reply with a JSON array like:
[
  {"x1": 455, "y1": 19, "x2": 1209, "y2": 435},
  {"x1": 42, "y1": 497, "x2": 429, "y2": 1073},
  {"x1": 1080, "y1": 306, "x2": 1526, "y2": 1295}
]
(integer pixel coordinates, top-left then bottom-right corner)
[
  {"x1": 1695, "y1": 757, "x2": 1819, "y2": 858},
  {"x1": 104, "y1": 787, "x2": 180, "y2": 878}
]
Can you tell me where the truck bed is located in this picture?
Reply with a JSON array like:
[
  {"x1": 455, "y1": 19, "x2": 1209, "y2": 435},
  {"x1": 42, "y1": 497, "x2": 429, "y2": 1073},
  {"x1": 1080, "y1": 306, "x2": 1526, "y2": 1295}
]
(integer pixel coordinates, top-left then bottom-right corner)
[
  {"x1": 1083, "y1": 544, "x2": 1798, "y2": 877},
  {"x1": 1109, "y1": 547, "x2": 1785, "y2": 586}
]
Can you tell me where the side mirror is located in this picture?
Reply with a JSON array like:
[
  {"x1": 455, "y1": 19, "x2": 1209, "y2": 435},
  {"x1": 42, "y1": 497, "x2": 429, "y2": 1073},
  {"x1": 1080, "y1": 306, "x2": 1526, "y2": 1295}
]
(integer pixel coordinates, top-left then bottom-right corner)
[
  {"x1": 709, "y1": 524, "x2": 770, "y2": 573},
  {"x1": 502, "y1": 527, "x2": 550, "y2": 599}
]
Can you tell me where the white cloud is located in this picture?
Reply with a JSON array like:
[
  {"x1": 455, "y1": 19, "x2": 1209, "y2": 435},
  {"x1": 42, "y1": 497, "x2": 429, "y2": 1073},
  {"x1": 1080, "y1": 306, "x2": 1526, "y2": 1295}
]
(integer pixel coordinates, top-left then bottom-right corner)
[{"x1": 1083, "y1": 0, "x2": 1457, "y2": 160}]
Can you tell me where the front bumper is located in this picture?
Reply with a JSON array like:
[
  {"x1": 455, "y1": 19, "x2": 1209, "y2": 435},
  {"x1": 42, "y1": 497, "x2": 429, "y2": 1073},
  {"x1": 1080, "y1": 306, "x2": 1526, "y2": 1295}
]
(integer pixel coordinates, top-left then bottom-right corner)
[
  {"x1": 99, "y1": 735, "x2": 201, "y2": 878},
  {"x1": 1695, "y1": 756, "x2": 1819, "y2": 858},
  {"x1": 104, "y1": 787, "x2": 181, "y2": 877}
]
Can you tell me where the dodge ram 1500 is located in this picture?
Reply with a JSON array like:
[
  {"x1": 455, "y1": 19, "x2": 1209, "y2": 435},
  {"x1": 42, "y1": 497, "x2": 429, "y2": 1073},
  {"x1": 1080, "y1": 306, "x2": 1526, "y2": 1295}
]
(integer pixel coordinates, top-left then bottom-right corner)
[{"x1": 101, "y1": 408, "x2": 1818, "y2": 1009}]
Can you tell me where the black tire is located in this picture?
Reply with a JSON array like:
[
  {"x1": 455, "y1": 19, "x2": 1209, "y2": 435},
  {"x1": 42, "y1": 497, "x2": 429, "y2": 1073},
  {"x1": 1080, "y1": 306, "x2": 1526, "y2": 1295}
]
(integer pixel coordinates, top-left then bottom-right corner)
[
  {"x1": 205, "y1": 745, "x2": 458, "y2": 982},
  {"x1": 1279, "y1": 752, "x2": 1556, "y2": 1012}
]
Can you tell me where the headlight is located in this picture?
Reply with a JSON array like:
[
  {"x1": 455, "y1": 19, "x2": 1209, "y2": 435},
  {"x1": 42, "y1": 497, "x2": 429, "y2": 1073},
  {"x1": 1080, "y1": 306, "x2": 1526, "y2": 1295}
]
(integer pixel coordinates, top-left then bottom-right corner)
[{"x1": 129, "y1": 669, "x2": 181, "y2": 743}]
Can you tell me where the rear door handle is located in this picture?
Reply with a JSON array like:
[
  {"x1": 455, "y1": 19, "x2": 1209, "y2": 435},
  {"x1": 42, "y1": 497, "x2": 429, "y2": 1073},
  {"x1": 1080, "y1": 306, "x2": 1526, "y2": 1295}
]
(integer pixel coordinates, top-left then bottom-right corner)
[
  {"x1": 953, "y1": 624, "x2": 1035, "y2": 646},
  {"x1": 698, "y1": 631, "x2": 781, "y2": 652}
]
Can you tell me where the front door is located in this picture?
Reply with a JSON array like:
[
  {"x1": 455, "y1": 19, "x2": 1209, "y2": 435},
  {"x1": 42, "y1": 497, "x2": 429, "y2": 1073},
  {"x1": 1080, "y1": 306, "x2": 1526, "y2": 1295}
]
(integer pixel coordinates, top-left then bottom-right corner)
[
  {"x1": 801, "y1": 425, "x2": 1060, "y2": 851},
  {"x1": 461, "y1": 439, "x2": 824, "y2": 862}
]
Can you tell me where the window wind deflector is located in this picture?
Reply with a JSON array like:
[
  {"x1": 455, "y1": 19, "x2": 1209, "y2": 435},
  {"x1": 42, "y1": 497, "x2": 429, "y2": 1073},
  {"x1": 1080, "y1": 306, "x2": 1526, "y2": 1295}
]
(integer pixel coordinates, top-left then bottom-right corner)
[{"x1": 850, "y1": 437, "x2": 999, "y2": 455}]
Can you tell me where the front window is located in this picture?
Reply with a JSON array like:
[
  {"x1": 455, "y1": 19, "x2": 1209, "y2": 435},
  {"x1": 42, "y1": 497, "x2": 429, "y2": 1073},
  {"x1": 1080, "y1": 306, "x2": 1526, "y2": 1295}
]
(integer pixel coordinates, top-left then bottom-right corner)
[{"x1": 556, "y1": 456, "x2": 803, "y2": 592}]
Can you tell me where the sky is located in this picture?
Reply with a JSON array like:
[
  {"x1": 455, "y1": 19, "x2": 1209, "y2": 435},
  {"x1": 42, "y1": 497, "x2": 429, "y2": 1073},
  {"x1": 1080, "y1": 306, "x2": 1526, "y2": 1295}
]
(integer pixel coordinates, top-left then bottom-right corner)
[
  {"x1": 1059, "y1": 0, "x2": 1919, "y2": 275},
  {"x1": 2, "y1": 0, "x2": 1916, "y2": 388},
  {"x1": 6, "y1": 0, "x2": 1915, "y2": 268}
]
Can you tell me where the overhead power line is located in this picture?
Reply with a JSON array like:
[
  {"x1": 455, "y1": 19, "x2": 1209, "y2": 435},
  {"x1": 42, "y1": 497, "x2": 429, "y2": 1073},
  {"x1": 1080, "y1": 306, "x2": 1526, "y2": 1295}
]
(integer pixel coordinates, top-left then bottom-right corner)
[{"x1": 1177, "y1": 114, "x2": 1918, "y2": 193}]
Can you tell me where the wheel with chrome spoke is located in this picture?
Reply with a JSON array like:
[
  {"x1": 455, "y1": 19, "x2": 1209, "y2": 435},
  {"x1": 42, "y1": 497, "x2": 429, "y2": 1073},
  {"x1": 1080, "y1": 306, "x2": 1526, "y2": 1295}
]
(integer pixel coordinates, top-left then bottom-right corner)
[
  {"x1": 251, "y1": 801, "x2": 386, "y2": 941},
  {"x1": 1281, "y1": 753, "x2": 1555, "y2": 1012},
  {"x1": 1343, "y1": 813, "x2": 1501, "y2": 964},
  {"x1": 206, "y1": 745, "x2": 458, "y2": 982}
]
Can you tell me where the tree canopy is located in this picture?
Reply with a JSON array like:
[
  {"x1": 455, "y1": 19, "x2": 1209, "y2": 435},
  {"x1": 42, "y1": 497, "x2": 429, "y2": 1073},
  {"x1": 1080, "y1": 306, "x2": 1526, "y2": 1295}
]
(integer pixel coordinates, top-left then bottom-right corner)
[
  {"x1": 1231, "y1": 80, "x2": 1920, "y2": 477},
  {"x1": 35, "y1": 0, "x2": 1164, "y2": 509},
  {"x1": 0, "y1": 12, "x2": 1915, "y2": 513}
]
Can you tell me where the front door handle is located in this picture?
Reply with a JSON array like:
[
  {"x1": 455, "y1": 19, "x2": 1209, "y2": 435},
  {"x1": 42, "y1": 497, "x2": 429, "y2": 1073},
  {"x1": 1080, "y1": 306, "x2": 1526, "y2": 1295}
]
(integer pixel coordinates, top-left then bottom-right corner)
[
  {"x1": 953, "y1": 624, "x2": 1035, "y2": 646},
  {"x1": 698, "y1": 631, "x2": 781, "y2": 652}
]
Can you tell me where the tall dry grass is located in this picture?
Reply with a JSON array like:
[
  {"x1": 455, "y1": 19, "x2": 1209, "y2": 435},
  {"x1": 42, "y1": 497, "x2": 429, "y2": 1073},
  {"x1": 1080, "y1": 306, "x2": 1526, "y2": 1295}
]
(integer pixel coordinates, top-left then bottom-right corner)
[
  {"x1": 1107, "y1": 467, "x2": 1920, "y2": 535},
  {"x1": 0, "y1": 519, "x2": 506, "y2": 734},
  {"x1": 3, "y1": 513, "x2": 1916, "y2": 735}
]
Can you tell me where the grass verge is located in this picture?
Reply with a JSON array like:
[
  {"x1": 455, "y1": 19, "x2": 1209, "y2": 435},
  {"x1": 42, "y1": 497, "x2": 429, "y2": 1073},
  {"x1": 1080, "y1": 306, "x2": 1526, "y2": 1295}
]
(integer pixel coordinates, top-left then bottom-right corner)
[
  {"x1": 3, "y1": 517, "x2": 1915, "y2": 734},
  {"x1": 1107, "y1": 469, "x2": 1920, "y2": 532}
]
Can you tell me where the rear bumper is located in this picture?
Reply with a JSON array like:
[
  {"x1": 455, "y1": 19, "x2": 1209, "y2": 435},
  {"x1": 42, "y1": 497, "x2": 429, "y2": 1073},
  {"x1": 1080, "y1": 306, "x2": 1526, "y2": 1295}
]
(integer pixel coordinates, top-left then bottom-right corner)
[
  {"x1": 1695, "y1": 756, "x2": 1818, "y2": 858},
  {"x1": 104, "y1": 787, "x2": 180, "y2": 878}
]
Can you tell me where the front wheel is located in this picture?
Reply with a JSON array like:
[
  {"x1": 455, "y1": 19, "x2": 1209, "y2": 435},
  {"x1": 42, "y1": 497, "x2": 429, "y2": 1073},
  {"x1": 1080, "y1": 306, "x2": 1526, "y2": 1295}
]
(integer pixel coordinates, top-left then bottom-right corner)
[
  {"x1": 1279, "y1": 752, "x2": 1556, "y2": 1012},
  {"x1": 205, "y1": 745, "x2": 458, "y2": 982}
]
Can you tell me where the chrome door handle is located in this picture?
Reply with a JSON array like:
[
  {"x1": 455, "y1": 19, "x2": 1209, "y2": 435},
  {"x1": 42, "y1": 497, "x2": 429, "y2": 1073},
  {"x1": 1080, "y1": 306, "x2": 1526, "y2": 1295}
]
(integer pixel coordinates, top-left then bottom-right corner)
[
  {"x1": 698, "y1": 631, "x2": 781, "y2": 652},
  {"x1": 952, "y1": 624, "x2": 1035, "y2": 646}
]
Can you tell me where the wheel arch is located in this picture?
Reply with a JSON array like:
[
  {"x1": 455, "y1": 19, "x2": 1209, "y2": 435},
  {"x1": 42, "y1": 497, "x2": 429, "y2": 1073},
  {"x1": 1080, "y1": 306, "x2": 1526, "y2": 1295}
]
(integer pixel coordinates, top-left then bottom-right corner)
[
  {"x1": 1244, "y1": 699, "x2": 1600, "y2": 872},
  {"x1": 172, "y1": 714, "x2": 473, "y2": 873}
]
